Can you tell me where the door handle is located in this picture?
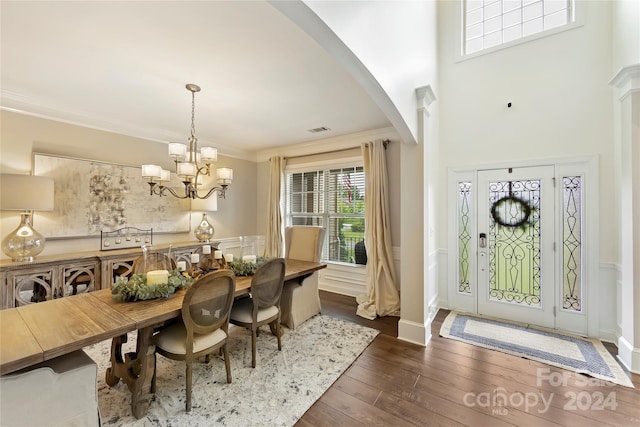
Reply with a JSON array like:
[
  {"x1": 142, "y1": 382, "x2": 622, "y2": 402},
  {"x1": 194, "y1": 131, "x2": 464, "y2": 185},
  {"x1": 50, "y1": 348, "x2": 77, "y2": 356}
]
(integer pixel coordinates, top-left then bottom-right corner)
[{"x1": 479, "y1": 233, "x2": 487, "y2": 248}]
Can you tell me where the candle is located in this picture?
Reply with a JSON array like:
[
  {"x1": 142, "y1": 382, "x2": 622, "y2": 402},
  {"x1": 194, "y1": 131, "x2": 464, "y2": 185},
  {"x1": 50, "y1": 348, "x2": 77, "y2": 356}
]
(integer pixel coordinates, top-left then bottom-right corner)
[
  {"x1": 224, "y1": 253, "x2": 234, "y2": 263},
  {"x1": 242, "y1": 255, "x2": 257, "y2": 264},
  {"x1": 146, "y1": 270, "x2": 169, "y2": 285},
  {"x1": 214, "y1": 250, "x2": 222, "y2": 259},
  {"x1": 190, "y1": 253, "x2": 200, "y2": 264},
  {"x1": 176, "y1": 261, "x2": 187, "y2": 271},
  {"x1": 202, "y1": 245, "x2": 211, "y2": 255}
]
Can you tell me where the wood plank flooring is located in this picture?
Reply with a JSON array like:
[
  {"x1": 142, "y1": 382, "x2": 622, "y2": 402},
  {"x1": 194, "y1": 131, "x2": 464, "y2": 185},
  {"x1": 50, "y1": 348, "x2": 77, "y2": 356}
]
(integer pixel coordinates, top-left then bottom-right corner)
[{"x1": 297, "y1": 291, "x2": 640, "y2": 427}]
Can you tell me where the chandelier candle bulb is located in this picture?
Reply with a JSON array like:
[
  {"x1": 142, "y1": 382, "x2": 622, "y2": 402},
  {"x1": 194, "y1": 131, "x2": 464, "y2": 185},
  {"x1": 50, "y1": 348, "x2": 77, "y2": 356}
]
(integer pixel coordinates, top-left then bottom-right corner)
[
  {"x1": 202, "y1": 245, "x2": 211, "y2": 255},
  {"x1": 190, "y1": 253, "x2": 200, "y2": 264},
  {"x1": 214, "y1": 250, "x2": 222, "y2": 259},
  {"x1": 146, "y1": 270, "x2": 169, "y2": 285},
  {"x1": 176, "y1": 261, "x2": 187, "y2": 272}
]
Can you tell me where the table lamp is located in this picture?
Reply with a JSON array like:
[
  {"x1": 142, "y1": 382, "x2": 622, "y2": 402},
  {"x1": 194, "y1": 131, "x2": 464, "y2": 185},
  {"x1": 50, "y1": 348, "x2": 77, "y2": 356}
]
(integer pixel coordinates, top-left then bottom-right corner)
[
  {"x1": 191, "y1": 195, "x2": 217, "y2": 242},
  {"x1": 1, "y1": 174, "x2": 54, "y2": 262}
]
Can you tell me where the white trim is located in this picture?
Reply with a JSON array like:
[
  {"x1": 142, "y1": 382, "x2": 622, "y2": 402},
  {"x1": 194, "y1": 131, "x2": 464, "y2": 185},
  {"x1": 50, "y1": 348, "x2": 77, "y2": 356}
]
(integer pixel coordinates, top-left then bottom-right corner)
[
  {"x1": 447, "y1": 156, "x2": 598, "y2": 336},
  {"x1": 609, "y1": 63, "x2": 640, "y2": 101},
  {"x1": 256, "y1": 127, "x2": 399, "y2": 163},
  {"x1": 617, "y1": 335, "x2": 640, "y2": 375},
  {"x1": 284, "y1": 157, "x2": 363, "y2": 175},
  {"x1": 398, "y1": 318, "x2": 431, "y2": 347},
  {"x1": 319, "y1": 263, "x2": 366, "y2": 297}
]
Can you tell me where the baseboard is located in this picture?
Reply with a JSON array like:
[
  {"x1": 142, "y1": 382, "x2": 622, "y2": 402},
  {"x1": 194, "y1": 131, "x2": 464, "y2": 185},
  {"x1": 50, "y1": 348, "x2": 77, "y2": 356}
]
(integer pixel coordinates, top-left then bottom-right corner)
[
  {"x1": 398, "y1": 318, "x2": 431, "y2": 347},
  {"x1": 319, "y1": 282, "x2": 362, "y2": 298},
  {"x1": 617, "y1": 335, "x2": 640, "y2": 374},
  {"x1": 598, "y1": 328, "x2": 618, "y2": 345}
]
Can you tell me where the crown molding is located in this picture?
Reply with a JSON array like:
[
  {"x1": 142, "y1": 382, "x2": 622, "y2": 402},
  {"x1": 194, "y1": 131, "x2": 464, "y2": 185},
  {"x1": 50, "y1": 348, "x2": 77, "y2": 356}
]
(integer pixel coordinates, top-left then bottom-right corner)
[{"x1": 254, "y1": 126, "x2": 399, "y2": 163}]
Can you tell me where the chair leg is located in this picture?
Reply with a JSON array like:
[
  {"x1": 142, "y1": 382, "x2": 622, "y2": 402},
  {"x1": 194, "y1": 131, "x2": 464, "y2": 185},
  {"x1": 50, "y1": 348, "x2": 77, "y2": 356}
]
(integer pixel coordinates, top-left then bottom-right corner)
[
  {"x1": 275, "y1": 320, "x2": 282, "y2": 351},
  {"x1": 251, "y1": 327, "x2": 257, "y2": 368},
  {"x1": 185, "y1": 362, "x2": 192, "y2": 412},
  {"x1": 223, "y1": 344, "x2": 232, "y2": 383}
]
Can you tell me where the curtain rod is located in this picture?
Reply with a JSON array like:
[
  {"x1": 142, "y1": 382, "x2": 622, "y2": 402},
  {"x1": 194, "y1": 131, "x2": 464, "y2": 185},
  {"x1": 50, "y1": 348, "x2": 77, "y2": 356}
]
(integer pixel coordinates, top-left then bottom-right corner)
[{"x1": 282, "y1": 139, "x2": 391, "y2": 160}]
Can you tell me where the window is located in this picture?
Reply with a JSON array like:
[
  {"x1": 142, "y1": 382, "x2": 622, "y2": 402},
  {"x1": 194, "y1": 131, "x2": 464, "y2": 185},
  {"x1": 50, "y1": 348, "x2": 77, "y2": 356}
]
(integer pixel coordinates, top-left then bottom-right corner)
[
  {"x1": 285, "y1": 166, "x2": 365, "y2": 265},
  {"x1": 464, "y1": 0, "x2": 574, "y2": 56}
]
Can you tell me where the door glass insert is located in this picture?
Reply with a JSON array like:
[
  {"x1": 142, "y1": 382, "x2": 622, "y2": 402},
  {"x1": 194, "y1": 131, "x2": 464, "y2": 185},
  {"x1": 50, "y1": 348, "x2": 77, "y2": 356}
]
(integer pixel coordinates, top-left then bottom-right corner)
[
  {"x1": 562, "y1": 176, "x2": 582, "y2": 311},
  {"x1": 458, "y1": 182, "x2": 472, "y2": 294},
  {"x1": 488, "y1": 179, "x2": 541, "y2": 306}
]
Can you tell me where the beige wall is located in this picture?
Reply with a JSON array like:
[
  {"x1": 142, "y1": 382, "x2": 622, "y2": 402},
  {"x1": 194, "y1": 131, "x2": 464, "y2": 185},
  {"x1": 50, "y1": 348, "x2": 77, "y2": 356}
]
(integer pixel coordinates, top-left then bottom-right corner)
[{"x1": 0, "y1": 110, "x2": 257, "y2": 259}]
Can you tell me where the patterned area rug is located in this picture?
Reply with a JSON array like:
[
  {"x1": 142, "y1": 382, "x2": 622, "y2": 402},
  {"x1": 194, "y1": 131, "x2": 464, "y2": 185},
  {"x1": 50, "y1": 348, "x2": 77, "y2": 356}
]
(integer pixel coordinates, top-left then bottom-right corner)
[
  {"x1": 84, "y1": 315, "x2": 379, "y2": 426},
  {"x1": 440, "y1": 311, "x2": 634, "y2": 388}
]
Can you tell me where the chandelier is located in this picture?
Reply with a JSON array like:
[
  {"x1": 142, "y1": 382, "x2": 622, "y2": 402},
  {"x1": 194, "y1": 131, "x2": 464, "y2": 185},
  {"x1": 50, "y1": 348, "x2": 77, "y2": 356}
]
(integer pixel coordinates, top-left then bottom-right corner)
[{"x1": 142, "y1": 83, "x2": 233, "y2": 199}]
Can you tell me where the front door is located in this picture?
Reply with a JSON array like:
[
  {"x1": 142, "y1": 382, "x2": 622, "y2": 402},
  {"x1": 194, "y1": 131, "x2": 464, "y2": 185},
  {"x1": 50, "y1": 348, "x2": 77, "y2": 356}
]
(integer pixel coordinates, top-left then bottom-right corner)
[{"x1": 477, "y1": 166, "x2": 555, "y2": 328}]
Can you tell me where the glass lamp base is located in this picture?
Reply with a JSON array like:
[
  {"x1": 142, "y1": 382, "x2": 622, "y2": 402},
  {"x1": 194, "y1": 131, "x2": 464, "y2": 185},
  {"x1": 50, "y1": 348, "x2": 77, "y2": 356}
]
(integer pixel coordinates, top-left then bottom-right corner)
[
  {"x1": 194, "y1": 212, "x2": 214, "y2": 242},
  {"x1": 1, "y1": 212, "x2": 46, "y2": 262}
]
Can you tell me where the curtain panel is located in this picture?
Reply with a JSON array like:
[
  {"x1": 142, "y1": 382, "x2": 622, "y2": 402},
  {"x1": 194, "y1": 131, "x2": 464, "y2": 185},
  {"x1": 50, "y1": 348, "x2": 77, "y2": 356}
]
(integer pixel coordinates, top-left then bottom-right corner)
[
  {"x1": 263, "y1": 156, "x2": 285, "y2": 258},
  {"x1": 356, "y1": 140, "x2": 400, "y2": 319}
]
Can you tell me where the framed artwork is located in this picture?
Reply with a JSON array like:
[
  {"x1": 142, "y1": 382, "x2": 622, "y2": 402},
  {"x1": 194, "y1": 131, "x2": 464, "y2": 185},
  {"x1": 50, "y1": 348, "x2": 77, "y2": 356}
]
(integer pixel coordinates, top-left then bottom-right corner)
[{"x1": 33, "y1": 153, "x2": 191, "y2": 238}]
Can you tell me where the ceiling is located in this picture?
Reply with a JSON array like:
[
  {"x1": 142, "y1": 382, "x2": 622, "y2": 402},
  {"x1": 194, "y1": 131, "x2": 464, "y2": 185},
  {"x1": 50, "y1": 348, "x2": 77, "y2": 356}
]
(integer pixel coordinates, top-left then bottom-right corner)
[{"x1": 0, "y1": 1, "x2": 391, "y2": 159}]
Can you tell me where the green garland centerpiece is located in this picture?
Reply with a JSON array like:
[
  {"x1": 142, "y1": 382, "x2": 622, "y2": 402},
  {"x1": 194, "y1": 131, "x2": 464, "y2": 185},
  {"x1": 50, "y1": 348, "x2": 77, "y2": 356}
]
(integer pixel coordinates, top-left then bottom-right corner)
[
  {"x1": 228, "y1": 257, "x2": 269, "y2": 276},
  {"x1": 112, "y1": 269, "x2": 192, "y2": 302}
]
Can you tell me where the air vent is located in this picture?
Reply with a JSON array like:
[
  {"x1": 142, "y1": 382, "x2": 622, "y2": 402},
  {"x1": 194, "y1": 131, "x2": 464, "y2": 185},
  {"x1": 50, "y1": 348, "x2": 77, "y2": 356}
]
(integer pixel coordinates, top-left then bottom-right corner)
[{"x1": 307, "y1": 126, "x2": 331, "y2": 133}]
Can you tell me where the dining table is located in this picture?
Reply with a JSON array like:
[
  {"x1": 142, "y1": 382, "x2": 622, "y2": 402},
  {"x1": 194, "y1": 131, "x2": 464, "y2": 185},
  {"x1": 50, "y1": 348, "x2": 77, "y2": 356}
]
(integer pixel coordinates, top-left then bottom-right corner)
[{"x1": 0, "y1": 259, "x2": 326, "y2": 419}]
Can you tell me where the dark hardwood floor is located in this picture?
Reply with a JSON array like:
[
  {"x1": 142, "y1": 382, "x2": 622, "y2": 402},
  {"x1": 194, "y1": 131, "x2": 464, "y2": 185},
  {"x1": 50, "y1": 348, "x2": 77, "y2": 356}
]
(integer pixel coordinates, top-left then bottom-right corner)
[{"x1": 297, "y1": 291, "x2": 640, "y2": 427}]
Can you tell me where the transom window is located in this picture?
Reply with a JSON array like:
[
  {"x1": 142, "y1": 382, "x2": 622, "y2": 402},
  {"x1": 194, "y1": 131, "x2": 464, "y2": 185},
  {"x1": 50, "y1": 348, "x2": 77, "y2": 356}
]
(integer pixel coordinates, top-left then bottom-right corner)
[
  {"x1": 464, "y1": 0, "x2": 573, "y2": 55},
  {"x1": 285, "y1": 166, "x2": 365, "y2": 265}
]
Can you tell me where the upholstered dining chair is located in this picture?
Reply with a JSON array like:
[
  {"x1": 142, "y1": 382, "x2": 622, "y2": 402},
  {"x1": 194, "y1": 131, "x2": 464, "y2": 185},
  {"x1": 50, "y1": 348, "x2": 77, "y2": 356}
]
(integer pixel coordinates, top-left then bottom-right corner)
[
  {"x1": 229, "y1": 258, "x2": 286, "y2": 368},
  {"x1": 280, "y1": 226, "x2": 326, "y2": 329},
  {"x1": 131, "y1": 252, "x2": 176, "y2": 275},
  {"x1": 152, "y1": 270, "x2": 235, "y2": 412}
]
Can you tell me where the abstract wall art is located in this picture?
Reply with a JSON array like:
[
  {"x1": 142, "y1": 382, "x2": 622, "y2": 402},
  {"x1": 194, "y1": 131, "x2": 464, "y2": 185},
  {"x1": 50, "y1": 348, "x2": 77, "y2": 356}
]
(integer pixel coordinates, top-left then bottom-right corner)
[{"x1": 33, "y1": 153, "x2": 190, "y2": 238}]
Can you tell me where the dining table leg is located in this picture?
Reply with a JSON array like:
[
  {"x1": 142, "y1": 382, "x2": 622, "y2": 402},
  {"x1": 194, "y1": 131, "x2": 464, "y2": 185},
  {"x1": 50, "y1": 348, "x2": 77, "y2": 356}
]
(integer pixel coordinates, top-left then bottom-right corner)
[{"x1": 105, "y1": 327, "x2": 156, "y2": 419}]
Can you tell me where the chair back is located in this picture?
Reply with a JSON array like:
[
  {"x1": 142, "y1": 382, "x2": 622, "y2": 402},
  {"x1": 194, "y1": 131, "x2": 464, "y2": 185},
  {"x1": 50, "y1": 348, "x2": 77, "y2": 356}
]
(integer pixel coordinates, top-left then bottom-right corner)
[
  {"x1": 284, "y1": 226, "x2": 326, "y2": 262},
  {"x1": 182, "y1": 270, "x2": 235, "y2": 337},
  {"x1": 250, "y1": 258, "x2": 286, "y2": 310},
  {"x1": 132, "y1": 252, "x2": 176, "y2": 274}
]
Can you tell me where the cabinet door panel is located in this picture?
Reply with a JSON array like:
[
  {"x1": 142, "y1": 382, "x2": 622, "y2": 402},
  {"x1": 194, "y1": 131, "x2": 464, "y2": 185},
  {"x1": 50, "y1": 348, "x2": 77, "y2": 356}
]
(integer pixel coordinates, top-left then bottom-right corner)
[{"x1": 8, "y1": 268, "x2": 56, "y2": 307}]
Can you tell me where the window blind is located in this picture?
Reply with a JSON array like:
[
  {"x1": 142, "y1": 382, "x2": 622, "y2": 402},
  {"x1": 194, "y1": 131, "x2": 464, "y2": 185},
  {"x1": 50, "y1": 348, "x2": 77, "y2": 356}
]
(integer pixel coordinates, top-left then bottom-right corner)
[{"x1": 285, "y1": 166, "x2": 366, "y2": 265}]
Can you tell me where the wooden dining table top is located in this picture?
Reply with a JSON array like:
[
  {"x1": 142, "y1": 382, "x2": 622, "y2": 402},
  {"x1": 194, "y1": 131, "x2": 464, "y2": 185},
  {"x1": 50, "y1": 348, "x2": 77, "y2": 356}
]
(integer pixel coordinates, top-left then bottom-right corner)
[{"x1": 0, "y1": 259, "x2": 326, "y2": 375}]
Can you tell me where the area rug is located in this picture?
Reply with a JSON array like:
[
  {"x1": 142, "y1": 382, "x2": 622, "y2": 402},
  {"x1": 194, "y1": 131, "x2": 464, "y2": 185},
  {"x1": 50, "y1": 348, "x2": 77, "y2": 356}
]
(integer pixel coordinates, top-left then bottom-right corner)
[
  {"x1": 440, "y1": 311, "x2": 634, "y2": 388},
  {"x1": 84, "y1": 315, "x2": 379, "y2": 426}
]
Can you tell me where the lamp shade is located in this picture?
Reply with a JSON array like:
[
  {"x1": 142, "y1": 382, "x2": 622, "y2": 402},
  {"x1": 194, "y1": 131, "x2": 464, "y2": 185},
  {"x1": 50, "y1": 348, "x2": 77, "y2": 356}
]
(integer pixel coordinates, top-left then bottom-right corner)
[
  {"x1": 191, "y1": 195, "x2": 217, "y2": 212},
  {"x1": 0, "y1": 174, "x2": 54, "y2": 211}
]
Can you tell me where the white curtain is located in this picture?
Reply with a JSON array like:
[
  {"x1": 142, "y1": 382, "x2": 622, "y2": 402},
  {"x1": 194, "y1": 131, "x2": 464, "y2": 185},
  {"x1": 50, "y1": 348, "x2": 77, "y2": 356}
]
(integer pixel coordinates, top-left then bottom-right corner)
[
  {"x1": 356, "y1": 140, "x2": 400, "y2": 319},
  {"x1": 263, "y1": 156, "x2": 285, "y2": 258}
]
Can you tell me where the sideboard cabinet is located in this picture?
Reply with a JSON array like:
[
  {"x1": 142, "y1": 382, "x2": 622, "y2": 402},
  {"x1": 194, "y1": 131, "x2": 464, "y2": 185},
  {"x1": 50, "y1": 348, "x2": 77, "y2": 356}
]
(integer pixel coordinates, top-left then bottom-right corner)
[{"x1": 0, "y1": 242, "x2": 210, "y2": 309}]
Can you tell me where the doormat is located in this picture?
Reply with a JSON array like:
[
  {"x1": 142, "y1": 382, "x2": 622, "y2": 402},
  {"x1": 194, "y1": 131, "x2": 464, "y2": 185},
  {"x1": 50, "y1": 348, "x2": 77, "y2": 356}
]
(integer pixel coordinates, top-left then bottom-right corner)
[{"x1": 440, "y1": 311, "x2": 634, "y2": 388}]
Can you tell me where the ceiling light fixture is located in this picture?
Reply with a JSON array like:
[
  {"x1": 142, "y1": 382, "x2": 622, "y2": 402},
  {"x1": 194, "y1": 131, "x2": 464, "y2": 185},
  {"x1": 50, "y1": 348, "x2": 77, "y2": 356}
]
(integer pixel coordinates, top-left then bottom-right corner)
[{"x1": 142, "y1": 83, "x2": 233, "y2": 199}]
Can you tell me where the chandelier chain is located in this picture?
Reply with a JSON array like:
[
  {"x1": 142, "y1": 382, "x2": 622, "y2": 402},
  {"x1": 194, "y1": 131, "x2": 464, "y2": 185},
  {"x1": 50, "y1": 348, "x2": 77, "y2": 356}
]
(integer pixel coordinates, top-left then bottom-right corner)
[{"x1": 190, "y1": 88, "x2": 197, "y2": 144}]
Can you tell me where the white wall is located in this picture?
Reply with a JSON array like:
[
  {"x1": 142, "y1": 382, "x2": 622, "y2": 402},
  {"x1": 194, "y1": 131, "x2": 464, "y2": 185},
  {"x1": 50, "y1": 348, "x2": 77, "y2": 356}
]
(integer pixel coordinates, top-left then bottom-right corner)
[
  {"x1": 0, "y1": 110, "x2": 258, "y2": 259},
  {"x1": 437, "y1": 1, "x2": 615, "y2": 258},
  {"x1": 300, "y1": 0, "x2": 436, "y2": 146}
]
